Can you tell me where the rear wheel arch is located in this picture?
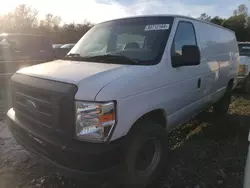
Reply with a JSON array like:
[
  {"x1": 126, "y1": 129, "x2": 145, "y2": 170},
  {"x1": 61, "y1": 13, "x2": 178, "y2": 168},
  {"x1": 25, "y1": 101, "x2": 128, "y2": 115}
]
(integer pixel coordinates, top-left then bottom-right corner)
[{"x1": 213, "y1": 79, "x2": 233, "y2": 116}]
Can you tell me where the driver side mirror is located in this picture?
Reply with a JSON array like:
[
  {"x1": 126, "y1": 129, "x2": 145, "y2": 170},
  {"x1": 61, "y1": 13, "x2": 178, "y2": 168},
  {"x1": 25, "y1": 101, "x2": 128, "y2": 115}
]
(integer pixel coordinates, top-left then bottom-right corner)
[
  {"x1": 182, "y1": 45, "x2": 200, "y2": 66},
  {"x1": 172, "y1": 45, "x2": 200, "y2": 68}
]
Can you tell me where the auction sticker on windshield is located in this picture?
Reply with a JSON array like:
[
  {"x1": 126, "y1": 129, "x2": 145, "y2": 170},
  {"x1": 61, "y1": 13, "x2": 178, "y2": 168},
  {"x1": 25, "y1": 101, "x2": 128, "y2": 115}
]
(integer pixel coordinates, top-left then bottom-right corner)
[{"x1": 144, "y1": 24, "x2": 170, "y2": 31}]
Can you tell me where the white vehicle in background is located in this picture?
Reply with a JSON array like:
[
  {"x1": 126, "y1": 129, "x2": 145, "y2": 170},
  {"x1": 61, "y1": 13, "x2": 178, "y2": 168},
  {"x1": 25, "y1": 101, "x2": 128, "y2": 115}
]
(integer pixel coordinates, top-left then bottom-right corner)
[
  {"x1": 237, "y1": 42, "x2": 250, "y2": 92},
  {"x1": 6, "y1": 15, "x2": 239, "y2": 187},
  {"x1": 52, "y1": 44, "x2": 63, "y2": 49}
]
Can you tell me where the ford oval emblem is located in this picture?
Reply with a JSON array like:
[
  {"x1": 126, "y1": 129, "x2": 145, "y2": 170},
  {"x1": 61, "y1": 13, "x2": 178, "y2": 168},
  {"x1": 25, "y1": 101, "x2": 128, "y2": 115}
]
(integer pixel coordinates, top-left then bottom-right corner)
[{"x1": 25, "y1": 99, "x2": 37, "y2": 113}]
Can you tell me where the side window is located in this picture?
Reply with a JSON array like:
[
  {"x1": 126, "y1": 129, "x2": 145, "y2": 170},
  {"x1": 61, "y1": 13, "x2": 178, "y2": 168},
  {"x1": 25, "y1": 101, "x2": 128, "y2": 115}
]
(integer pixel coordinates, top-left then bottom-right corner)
[{"x1": 171, "y1": 21, "x2": 197, "y2": 66}]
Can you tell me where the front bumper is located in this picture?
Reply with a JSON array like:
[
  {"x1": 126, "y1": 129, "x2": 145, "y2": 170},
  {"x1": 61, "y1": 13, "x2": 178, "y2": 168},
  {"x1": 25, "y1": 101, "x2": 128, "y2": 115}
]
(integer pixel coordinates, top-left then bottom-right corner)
[{"x1": 6, "y1": 108, "x2": 124, "y2": 179}]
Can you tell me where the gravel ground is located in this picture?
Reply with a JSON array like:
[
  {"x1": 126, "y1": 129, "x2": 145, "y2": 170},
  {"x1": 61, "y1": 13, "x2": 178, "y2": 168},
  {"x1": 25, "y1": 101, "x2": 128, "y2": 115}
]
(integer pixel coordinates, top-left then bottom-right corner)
[{"x1": 0, "y1": 91, "x2": 250, "y2": 188}]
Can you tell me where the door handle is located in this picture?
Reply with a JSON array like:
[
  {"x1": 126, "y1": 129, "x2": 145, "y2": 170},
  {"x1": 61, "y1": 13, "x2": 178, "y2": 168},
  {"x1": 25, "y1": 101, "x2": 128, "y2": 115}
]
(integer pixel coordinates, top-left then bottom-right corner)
[{"x1": 197, "y1": 78, "x2": 201, "y2": 89}]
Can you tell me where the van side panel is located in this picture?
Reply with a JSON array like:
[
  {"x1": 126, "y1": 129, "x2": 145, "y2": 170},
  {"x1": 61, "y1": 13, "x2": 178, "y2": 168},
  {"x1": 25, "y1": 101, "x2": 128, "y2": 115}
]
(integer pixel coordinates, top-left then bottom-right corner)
[
  {"x1": 99, "y1": 18, "x2": 207, "y2": 140},
  {"x1": 97, "y1": 18, "x2": 239, "y2": 141},
  {"x1": 195, "y1": 22, "x2": 239, "y2": 103}
]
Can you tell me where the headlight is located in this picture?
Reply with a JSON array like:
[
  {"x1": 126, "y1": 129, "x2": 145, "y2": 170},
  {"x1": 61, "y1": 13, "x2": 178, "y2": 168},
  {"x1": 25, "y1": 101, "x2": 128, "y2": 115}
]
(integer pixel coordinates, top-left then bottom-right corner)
[
  {"x1": 239, "y1": 64, "x2": 247, "y2": 76},
  {"x1": 75, "y1": 101, "x2": 116, "y2": 142}
]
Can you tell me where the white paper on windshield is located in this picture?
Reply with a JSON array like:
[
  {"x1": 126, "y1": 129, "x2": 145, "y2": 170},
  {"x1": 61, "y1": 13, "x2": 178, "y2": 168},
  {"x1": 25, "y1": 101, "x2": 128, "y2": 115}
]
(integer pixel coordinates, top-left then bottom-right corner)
[
  {"x1": 243, "y1": 46, "x2": 250, "y2": 49},
  {"x1": 144, "y1": 24, "x2": 170, "y2": 31}
]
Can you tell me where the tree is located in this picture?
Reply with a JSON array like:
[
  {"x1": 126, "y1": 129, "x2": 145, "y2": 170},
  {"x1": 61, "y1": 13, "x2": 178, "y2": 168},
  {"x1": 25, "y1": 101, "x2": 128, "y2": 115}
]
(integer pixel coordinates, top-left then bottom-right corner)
[
  {"x1": 10, "y1": 4, "x2": 39, "y2": 30},
  {"x1": 233, "y1": 4, "x2": 248, "y2": 16},
  {"x1": 210, "y1": 16, "x2": 224, "y2": 26},
  {"x1": 40, "y1": 14, "x2": 61, "y2": 28},
  {"x1": 198, "y1": 13, "x2": 211, "y2": 21},
  {"x1": 2, "y1": 3, "x2": 250, "y2": 43},
  {"x1": 223, "y1": 14, "x2": 247, "y2": 41}
]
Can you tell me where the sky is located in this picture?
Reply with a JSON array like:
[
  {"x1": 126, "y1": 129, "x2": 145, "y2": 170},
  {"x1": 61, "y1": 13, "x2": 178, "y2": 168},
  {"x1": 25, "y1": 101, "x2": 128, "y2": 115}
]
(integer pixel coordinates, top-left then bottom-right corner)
[{"x1": 0, "y1": 0, "x2": 250, "y2": 24}]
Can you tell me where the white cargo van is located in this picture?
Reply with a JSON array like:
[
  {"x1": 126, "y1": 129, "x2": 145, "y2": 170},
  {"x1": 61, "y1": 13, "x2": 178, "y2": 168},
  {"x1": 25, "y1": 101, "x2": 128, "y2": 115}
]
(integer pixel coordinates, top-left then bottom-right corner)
[
  {"x1": 6, "y1": 15, "x2": 239, "y2": 187},
  {"x1": 237, "y1": 42, "x2": 250, "y2": 92}
]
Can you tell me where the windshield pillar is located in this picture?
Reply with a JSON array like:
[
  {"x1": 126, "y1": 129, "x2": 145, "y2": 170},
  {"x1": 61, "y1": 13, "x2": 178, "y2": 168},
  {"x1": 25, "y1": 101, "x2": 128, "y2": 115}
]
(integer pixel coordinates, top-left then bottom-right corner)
[{"x1": 107, "y1": 32, "x2": 117, "y2": 53}]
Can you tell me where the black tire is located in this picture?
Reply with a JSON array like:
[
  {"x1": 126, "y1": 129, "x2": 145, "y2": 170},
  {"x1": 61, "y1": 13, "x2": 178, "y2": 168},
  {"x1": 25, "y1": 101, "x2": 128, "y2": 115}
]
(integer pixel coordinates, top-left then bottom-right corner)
[
  {"x1": 213, "y1": 83, "x2": 233, "y2": 116},
  {"x1": 243, "y1": 75, "x2": 250, "y2": 93},
  {"x1": 122, "y1": 120, "x2": 168, "y2": 188}
]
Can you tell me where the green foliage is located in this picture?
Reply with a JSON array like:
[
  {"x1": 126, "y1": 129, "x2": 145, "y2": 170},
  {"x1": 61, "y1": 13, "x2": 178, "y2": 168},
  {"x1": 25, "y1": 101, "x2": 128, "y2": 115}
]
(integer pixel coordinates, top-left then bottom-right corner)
[
  {"x1": 198, "y1": 4, "x2": 250, "y2": 41},
  {"x1": 210, "y1": 16, "x2": 225, "y2": 26},
  {"x1": 0, "y1": 4, "x2": 93, "y2": 44},
  {"x1": 2, "y1": 4, "x2": 250, "y2": 43},
  {"x1": 223, "y1": 14, "x2": 247, "y2": 41},
  {"x1": 233, "y1": 4, "x2": 248, "y2": 16},
  {"x1": 198, "y1": 13, "x2": 211, "y2": 22}
]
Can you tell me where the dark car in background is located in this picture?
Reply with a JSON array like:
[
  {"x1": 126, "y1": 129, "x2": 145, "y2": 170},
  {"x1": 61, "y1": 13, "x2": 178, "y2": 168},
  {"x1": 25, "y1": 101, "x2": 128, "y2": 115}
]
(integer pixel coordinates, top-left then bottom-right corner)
[
  {"x1": 54, "y1": 43, "x2": 75, "y2": 59},
  {"x1": 0, "y1": 33, "x2": 54, "y2": 119}
]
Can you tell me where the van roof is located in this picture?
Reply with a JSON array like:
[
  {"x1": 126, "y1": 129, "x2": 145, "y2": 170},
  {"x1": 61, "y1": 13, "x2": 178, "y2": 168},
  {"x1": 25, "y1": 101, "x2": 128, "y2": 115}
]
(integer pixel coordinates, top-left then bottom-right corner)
[{"x1": 100, "y1": 14, "x2": 234, "y2": 33}]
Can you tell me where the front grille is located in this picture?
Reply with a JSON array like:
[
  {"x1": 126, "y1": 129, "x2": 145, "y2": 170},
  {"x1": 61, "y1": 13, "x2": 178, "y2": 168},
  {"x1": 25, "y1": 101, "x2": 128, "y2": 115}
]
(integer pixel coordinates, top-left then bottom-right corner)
[{"x1": 11, "y1": 74, "x2": 78, "y2": 137}]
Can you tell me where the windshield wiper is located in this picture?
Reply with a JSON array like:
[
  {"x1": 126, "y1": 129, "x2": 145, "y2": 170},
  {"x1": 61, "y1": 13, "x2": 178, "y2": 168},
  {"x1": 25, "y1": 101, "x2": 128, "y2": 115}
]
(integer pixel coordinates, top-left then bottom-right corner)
[
  {"x1": 83, "y1": 53, "x2": 138, "y2": 65},
  {"x1": 63, "y1": 53, "x2": 139, "y2": 65},
  {"x1": 65, "y1": 53, "x2": 81, "y2": 57},
  {"x1": 63, "y1": 53, "x2": 89, "y2": 61}
]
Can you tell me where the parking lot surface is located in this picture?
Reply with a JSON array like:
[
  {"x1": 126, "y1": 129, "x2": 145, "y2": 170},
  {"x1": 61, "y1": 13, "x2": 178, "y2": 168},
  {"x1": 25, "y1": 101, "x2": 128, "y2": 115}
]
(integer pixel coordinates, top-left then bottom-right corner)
[{"x1": 0, "y1": 92, "x2": 250, "y2": 188}]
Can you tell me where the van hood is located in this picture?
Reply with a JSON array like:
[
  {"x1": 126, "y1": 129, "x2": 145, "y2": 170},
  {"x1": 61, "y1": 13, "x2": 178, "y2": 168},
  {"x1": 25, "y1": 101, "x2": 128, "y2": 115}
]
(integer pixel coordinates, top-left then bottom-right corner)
[{"x1": 17, "y1": 59, "x2": 135, "y2": 100}]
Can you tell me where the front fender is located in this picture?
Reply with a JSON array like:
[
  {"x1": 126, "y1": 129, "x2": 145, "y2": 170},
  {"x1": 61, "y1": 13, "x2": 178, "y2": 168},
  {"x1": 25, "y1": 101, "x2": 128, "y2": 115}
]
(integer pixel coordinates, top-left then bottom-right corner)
[{"x1": 110, "y1": 91, "x2": 168, "y2": 141}]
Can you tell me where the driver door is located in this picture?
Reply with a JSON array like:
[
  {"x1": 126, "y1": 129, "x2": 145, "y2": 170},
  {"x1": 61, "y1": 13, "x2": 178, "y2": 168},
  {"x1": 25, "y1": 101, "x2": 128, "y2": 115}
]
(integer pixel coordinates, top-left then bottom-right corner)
[{"x1": 167, "y1": 20, "x2": 205, "y2": 128}]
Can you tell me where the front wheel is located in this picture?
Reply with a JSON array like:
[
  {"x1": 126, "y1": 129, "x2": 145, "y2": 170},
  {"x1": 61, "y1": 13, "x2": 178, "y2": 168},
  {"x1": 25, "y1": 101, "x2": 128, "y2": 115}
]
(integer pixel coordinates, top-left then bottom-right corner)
[{"x1": 122, "y1": 120, "x2": 168, "y2": 188}]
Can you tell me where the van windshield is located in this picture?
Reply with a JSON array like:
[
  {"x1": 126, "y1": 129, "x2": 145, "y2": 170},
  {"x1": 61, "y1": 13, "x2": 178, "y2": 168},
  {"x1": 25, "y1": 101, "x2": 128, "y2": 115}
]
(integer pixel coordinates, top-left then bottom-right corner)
[
  {"x1": 66, "y1": 16, "x2": 174, "y2": 65},
  {"x1": 239, "y1": 43, "x2": 250, "y2": 56}
]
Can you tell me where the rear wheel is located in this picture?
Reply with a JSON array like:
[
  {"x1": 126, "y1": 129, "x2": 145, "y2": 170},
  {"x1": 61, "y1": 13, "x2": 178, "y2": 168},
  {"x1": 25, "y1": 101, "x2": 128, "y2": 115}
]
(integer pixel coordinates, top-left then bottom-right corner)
[
  {"x1": 213, "y1": 83, "x2": 233, "y2": 116},
  {"x1": 122, "y1": 120, "x2": 168, "y2": 188}
]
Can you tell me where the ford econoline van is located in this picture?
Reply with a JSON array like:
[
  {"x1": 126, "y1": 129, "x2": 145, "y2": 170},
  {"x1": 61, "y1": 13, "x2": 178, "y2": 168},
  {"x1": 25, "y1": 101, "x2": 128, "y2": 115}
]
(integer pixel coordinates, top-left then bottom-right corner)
[{"x1": 6, "y1": 15, "x2": 239, "y2": 187}]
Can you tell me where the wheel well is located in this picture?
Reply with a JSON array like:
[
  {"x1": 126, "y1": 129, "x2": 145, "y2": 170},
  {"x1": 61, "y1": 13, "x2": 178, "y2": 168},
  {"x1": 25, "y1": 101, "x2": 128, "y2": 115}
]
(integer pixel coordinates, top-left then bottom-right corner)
[
  {"x1": 228, "y1": 79, "x2": 234, "y2": 85},
  {"x1": 133, "y1": 109, "x2": 167, "y2": 129},
  {"x1": 228, "y1": 79, "x2": 234, "y2": 89}
]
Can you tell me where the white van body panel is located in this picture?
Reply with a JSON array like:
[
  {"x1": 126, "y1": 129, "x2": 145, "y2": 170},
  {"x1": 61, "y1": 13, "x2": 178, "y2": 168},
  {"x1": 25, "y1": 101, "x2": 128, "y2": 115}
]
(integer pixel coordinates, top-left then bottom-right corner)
[
  {"x1": 16, "y1": 15, "x2": 239, "y2": 142},
  {"x1": 194, "y1": 19, "x2": 239, "y2": 97},
  {"x1": 17, "y1": 60, "x2": 136, "y2": 101},
  {"x1": 96, "y1": 17, "x2": 239, "y2": 140}
]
